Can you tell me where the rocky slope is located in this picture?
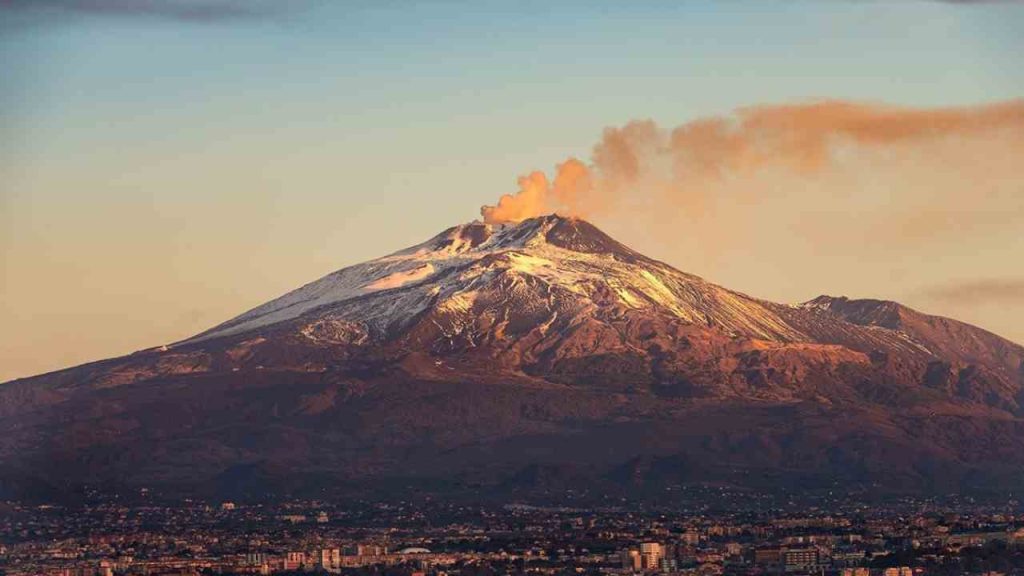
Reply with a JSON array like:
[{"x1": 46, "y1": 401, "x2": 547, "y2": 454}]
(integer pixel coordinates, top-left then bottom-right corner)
[{"x1": 1, "y1": 215, "x2": 1022, "y2": 502}]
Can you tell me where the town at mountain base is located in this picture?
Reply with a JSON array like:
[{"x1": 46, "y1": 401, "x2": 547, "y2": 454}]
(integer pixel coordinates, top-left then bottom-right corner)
[{"x1": 1, "y1": 215, "x2": 1022, "y2": 502}]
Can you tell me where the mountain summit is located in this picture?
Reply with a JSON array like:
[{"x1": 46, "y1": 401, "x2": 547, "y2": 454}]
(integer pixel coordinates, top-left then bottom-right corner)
[
  {"x1": 2, "y1": 216, "x2": 1023, "y2": 501},
  {"x1": 190, "y1": 215, "x2": 806, "y2": 350}
]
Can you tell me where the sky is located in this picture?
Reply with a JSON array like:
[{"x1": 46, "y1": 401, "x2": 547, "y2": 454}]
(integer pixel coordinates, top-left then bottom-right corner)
[{"x1": 1, "y1": 0, "x2": 1023, "y2": 382}]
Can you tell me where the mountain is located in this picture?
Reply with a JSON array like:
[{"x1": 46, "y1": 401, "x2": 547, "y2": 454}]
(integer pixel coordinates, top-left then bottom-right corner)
[{"x1": 2, "y1": 215, "x2": 1023, "y2": 502}]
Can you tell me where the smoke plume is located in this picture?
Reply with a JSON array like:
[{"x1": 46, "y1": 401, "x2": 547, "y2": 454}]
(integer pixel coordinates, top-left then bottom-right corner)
[
  {"x1": 480, "y1": 99, "x2": 1024, "y2": 226},
  {"x1": 481, "y1": 158, "x2": 591, "y2": 224}
]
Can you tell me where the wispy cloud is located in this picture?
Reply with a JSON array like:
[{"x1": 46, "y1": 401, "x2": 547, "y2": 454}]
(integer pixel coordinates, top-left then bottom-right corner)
[
  {"x1": 920, "y1": 279, "x2": 1024, "y2": 306},
  {"x1": 0, "y1": 0, "x2": 292, "y2": 22}
]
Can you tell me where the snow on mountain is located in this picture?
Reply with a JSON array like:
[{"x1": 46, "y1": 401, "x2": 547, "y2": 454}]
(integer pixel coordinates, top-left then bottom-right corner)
[{"x1": 187, "y1": 215, "x2": 806, "y2": 346}]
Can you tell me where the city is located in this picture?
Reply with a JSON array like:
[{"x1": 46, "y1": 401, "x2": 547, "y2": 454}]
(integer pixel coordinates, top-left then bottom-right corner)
[{"x1": 4, "y1": 493, "x2": 1024, "y2": 576}]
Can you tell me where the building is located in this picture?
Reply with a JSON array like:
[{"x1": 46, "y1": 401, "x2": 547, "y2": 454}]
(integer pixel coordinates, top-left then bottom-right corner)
[
  {"x1": 831, "y1": 550, "x2": 867, "y2": 568},
  {"x1": 621, "y1": 548, "x2": 642, "y2": 571},
  {"x1": 347, "y1": 543, "x2": 386, "y2": 556},
  {"x1": 284, "y1": 551, "x2": 305, "y2": 571},
  {"x1": 318, "y1": 548, "x2": 341, "y2": 571},
  {"x1": 640, "y1": 542, "x2": 664, "y2": 571},
  {"x1": 754, "y1": 547, "x2": 783, "y2": 572},
  {"x1": 783, "y1": 548, "x2": 820, "y2": 573}
]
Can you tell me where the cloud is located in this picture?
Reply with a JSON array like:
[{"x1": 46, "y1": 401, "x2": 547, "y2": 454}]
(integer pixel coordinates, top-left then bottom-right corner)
[
  {"x1": 0, "y1": 0, "x2": 289, "y2": 22},
  {"x1": 920, "y1": 279, "x2": 1024, "y2": 306}
]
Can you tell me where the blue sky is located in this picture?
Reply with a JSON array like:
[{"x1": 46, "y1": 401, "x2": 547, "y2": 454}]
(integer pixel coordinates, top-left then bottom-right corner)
[
  {"x1": 1, "y1": 0, "x2": 1023, "y2": 380},
  {"x1": 5, "y1": 1, "x2": 1023, "y2": 174}
]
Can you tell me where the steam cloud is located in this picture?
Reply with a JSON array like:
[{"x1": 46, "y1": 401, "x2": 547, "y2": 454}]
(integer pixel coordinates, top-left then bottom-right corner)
[{"x1": 480, "y1": 99, "x2": 1024, "y2": 226}]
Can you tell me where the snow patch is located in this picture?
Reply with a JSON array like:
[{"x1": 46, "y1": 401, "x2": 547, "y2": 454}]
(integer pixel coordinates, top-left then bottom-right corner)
[
  {"x1": 614, "y1": 287, "x2": 643, "y2": 308},
  {"x1": 366, "y1": 263, "x2": 435, "y2": 290},
  {"x1": 639, "y1": 270, "x2": 676, "y2": 304},
  {"x1": 506, "y1": 252, "x2": 554, "y2": 275},
  {"x1": 438, "y1": 290, "x2": 478, "y2": 314}
]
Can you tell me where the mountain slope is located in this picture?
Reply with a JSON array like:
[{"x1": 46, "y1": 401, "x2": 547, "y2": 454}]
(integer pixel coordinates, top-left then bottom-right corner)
[{"x1": 1, "y1": 215, "x2": 1023, "y2": 502}]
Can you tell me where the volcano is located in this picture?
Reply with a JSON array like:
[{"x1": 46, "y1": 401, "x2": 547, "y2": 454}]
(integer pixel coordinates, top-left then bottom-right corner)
[{"x1": 2, "y1": 215, "x2": 1023, "y2": 501}]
